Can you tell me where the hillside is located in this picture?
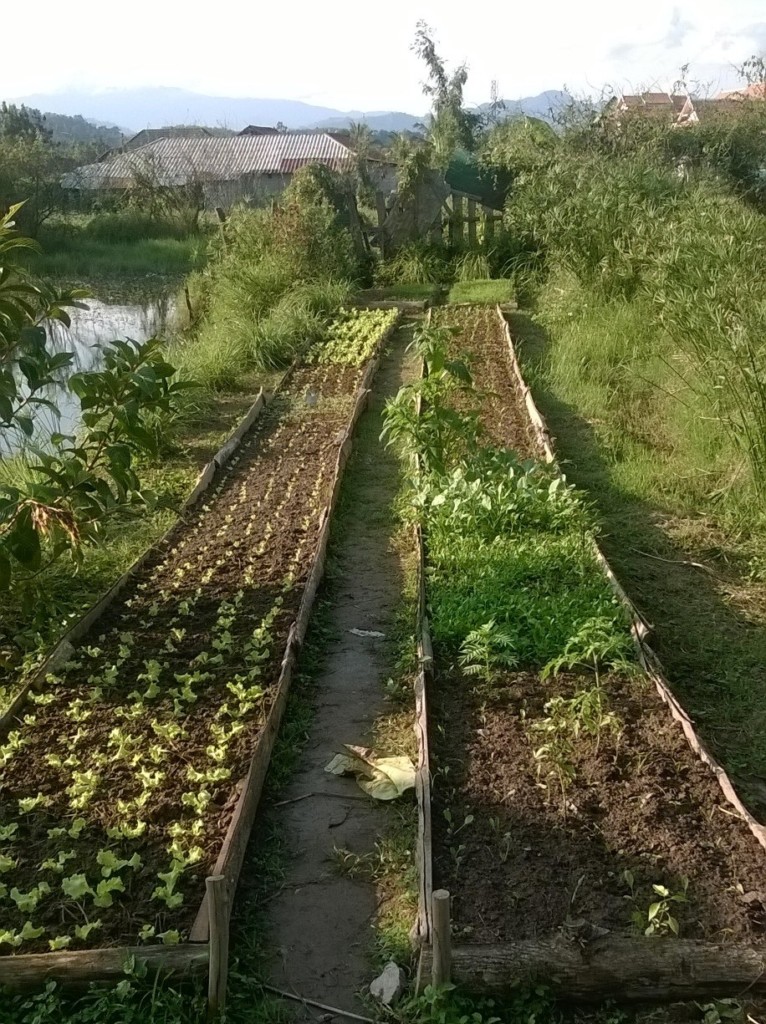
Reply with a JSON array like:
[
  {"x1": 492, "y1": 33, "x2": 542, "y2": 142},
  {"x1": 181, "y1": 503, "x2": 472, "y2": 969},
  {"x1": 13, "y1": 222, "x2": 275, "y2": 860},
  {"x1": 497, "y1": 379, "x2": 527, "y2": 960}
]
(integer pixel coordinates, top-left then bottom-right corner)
[{"x1": 14, "y1": 85, "x2": 572, "y2": 134}]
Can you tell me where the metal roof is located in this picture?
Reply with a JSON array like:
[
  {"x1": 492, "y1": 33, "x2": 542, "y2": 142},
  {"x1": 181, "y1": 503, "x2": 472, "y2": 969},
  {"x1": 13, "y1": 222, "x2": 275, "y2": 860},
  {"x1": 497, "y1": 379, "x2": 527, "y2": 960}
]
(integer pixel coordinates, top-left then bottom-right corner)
[{"x1": 63, "y1": 133, "x2": 357, "y2": 189}]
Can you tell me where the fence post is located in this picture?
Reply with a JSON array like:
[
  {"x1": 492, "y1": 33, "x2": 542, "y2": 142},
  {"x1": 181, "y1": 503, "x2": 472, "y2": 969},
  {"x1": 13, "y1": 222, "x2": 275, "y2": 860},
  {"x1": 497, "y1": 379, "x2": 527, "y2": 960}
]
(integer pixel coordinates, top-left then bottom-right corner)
[
  {"x1": 466, "y1": 199, "x2": 477, "y2": 247},
  {"x1": 449, "y1": 194, "x2": 463, "y2": 246},
  {"x1": 484, "y1": 206, "x2": 495, "y2": 244},
  {"x1": 431, "y1": 889, "x2": 452, "y2": 987},
  {"x1": 207, "y1": 874, "x2": 230, "y2": 1020}
]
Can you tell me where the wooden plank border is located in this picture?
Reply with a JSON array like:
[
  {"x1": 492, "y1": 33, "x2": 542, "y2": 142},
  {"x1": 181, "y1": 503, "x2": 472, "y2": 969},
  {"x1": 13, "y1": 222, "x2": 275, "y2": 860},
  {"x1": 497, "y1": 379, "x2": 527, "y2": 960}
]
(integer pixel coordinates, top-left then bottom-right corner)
[
  {"x1": 412, "y1": 334, "x2": 434, "y2": 953},
  {"x1": 495, "y1": 304, "x2": 766, "y2": 852}
]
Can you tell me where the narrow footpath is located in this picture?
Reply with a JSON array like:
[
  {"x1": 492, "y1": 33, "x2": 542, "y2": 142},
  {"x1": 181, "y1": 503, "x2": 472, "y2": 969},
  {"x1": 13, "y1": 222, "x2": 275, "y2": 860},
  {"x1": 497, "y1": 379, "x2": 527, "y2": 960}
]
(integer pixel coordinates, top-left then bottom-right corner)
[{"x1": 265, "y1": 324, "x2": 418, "y2": 1017}]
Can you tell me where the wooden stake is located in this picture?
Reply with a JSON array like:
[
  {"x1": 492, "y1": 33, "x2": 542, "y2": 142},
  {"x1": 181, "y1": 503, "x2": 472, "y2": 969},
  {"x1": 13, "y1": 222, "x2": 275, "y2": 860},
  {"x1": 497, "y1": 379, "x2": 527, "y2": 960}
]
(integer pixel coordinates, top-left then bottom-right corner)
[
  {"x1": 206, "y1": 874, "x2": 230, "y2": 1020},
  {"x1": 431, "y1": 889, "x2": 452, "y2": 987},
  {"x1": 467, "y1": 199, "x2": 477, "y2": 246}
]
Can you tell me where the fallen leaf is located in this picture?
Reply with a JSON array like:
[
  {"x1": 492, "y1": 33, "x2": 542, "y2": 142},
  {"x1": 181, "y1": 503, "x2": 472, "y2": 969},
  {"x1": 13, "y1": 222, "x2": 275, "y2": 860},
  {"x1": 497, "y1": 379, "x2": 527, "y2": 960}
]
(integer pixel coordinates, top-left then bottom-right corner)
[{"x1": 324, "y1": 746, "x2": 415, "y2": 800}]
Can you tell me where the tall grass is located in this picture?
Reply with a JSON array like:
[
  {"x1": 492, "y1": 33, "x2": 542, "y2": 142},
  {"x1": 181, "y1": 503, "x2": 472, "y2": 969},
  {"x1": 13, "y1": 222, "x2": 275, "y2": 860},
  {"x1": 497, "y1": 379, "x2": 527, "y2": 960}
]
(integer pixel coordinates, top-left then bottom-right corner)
[
  {"x1": 26, "y1": 212, "x2": 208, "y2": 281},
  {"x1": 170, "y1": 170, "x2": 360, "y2": 390},
  {"x1": 507, "y1": 155, "x2": 766, "y2": 493}
]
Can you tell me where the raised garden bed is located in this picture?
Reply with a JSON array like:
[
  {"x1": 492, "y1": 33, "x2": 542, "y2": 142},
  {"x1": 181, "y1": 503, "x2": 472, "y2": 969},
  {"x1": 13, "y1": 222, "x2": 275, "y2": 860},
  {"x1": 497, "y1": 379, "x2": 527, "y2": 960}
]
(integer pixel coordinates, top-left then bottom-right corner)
[
  {"x1": 0, "y1": 309, "x2": 399, "y2": 986},
  {"x1": 412, "y1": 305, "x2": 766, "y2": 999}
]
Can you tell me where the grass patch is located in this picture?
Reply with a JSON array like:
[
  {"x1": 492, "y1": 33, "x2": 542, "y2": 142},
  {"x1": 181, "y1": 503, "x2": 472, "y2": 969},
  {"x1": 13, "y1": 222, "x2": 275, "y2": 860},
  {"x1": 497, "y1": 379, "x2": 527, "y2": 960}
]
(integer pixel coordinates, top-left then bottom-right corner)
[
  {"x1": 357, "y1": 283, "x2": 441, "y2": 302},
  {"x1": 447, "y1": 278, "x2": 513, "y2": 304},
  {"x1": 25, "y1": 235, "x2": 205, "y2": 283}
]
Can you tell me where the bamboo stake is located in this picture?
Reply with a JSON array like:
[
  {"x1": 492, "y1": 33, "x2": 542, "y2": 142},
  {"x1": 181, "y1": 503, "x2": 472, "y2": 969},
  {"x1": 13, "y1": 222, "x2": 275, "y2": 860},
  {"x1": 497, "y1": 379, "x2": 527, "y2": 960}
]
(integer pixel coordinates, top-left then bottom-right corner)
[
  {"x1": 207, "y1": 875, "x2": 230, "y2": 1020},
  {"x1": 431, "y1": 889, "x2": 452, "y2": 987}
]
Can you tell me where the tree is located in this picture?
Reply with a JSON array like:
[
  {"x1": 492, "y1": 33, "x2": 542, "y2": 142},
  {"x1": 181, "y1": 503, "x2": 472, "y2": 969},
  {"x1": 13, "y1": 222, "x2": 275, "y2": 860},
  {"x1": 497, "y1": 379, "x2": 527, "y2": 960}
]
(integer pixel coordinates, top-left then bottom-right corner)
[
  {"x1": 412, "y1": 21, "x2": 479, "y2": 169},
  {"x1": 0, "y1": 205, "x2": 194, "y2": 597},
  {"x1": 0, "y1": 103, "x2": 51, "y2": 143}
]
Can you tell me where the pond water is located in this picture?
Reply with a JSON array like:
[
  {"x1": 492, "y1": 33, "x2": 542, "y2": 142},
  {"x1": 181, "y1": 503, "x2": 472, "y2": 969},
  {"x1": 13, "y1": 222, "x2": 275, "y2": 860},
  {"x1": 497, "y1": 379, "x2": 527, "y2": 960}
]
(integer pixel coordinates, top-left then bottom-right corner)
[{"x1": 2, "y1": 294, "x2": 176, "y2": 457}]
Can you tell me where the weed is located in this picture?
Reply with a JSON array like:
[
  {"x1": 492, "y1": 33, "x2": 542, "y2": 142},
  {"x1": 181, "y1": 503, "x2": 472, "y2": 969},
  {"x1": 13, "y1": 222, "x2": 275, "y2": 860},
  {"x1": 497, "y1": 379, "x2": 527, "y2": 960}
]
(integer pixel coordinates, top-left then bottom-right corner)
[
  {"x1": 459, "y1": 620, "x2": 518, "y2": 685},
  {"x1": 623, "y1": 870, "x2": 689, "y2": 936}
]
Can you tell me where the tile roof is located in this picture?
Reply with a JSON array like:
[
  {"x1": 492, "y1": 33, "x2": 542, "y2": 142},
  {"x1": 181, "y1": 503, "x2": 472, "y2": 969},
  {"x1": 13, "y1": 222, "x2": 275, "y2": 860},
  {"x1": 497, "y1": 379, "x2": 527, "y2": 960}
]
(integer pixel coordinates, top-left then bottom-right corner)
[{"x1": 65, "y1": 133, "x2": 357, "y2": 189}]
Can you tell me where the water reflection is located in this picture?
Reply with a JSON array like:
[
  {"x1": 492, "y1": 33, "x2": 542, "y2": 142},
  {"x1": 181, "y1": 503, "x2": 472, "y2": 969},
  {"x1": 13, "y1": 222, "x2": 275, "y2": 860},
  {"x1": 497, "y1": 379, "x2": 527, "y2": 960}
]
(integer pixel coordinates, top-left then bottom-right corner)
[{"x1": 1, "y1": 295, "x2": 176, "y2": 457}]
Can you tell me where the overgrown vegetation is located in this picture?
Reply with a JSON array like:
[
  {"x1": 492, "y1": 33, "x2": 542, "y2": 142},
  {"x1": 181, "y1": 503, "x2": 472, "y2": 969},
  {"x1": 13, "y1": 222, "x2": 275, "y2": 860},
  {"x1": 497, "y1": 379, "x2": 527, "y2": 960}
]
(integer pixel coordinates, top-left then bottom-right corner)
[
  {"x1": 487, "y1": 62, "x2": 766, "y2": 787},
  {"x1": 383, "y1": 321, "x2": 629, "y2": 678}
]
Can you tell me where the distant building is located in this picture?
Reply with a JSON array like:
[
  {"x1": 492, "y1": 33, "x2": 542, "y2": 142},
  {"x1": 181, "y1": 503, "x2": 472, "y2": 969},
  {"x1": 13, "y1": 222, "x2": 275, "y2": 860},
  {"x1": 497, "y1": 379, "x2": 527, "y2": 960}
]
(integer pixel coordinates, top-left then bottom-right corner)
[
  {"x1": 717, "y1": 83, "x2": 766, "y2": 101},
  {"x1": 238, "y1": 125, "x2": 281, "y2": 136},
  {"x1": 603, "y1": 90, "x2": 763, "y2": 128},
  {"x1": 64, "y1": 132, "x2": 398, "y2": 208}
]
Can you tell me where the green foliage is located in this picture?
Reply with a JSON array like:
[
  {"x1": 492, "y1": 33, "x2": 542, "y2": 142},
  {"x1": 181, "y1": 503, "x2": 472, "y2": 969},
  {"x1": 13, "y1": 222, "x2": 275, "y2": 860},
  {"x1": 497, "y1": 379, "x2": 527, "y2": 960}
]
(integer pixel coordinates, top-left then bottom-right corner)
[
  {"x1": 412, "y1": 22, "x2": 479, "y2": 169},
  {"x1": 309, "y1": 307, "x2": 397, "y2": 366},
  {"x1": 624, "y1": 870, "x2": 689, "y2": 936},
  {"x1": 182, "y1": 169, "x2": 361, "y2": 382},
  {"x1": 0, "y1": 206, "x2": 194, "y2": 595},
  {"x1": 459, "y1": 619, "x2": 518, "y2": 684},
  {"x1": 0, "y1": 972, "x2": 205, "y2": 1024},
  {"x1": 386, "y1": 315, "x2": 631, "y2": 677},
  {"x1": 378, "y1": 242, "x2": 452, "y2": 285},
  {"x1": 543, "y1": 615, "x2": 634, "y2": 681},
  {"x1": 382, "y1": 322, "x2": 477, "y2": 475},
  {"x1": 452, "y1": 250, "x2": 492, "y2": 282},
  {"x1": 500, "y1": 109, "x2": 766, "y2": 491},
  {"x1": 396, "y1": 982, "x2": 554, "y2": 1024}
]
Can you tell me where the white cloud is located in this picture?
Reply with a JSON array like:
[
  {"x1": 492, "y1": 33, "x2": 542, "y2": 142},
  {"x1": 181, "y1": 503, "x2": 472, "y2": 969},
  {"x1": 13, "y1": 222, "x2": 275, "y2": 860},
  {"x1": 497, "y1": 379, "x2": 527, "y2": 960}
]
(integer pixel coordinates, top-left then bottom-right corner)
[{"x1": 1, "y1": 0, "x2": 763, "y2": 111}]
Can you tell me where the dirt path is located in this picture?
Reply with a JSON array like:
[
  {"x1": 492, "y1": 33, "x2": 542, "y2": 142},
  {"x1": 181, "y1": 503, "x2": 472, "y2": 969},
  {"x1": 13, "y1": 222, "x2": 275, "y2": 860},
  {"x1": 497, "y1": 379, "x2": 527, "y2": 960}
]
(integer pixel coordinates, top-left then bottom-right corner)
[{"x1": 264, "y1": 327, "x2": 417, "y2": 1017}]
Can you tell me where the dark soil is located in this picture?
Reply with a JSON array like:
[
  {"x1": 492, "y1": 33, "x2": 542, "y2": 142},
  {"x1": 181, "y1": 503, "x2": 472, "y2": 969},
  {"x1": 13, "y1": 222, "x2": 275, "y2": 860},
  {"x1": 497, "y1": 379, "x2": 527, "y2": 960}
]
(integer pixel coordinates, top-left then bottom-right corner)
[
  {"x1": 0, "y1": 360, "x2": 369, "y2": 951},
  {"x1": 433, "y1": 305, "x2": 538, "y2": 458},
  {"x1": 430, "y1": 305, "x2": 766, "y2": 945},
  {"x1": 432, "y1": 668, "x2": 766, "y2": 943}
]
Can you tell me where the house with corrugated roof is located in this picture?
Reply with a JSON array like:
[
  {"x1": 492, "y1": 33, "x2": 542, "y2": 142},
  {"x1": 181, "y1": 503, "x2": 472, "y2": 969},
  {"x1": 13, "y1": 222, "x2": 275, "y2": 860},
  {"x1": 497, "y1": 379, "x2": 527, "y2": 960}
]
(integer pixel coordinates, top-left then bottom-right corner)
[{"x1": 64, "y1": 132, "x2": 398, "y2": 208}]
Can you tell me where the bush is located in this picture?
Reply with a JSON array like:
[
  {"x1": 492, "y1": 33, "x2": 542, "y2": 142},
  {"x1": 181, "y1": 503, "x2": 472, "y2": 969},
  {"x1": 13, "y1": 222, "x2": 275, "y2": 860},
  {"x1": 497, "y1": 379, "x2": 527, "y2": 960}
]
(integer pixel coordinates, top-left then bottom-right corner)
[{"x1": 172, "y1": 165, "x2": 362, "y2": 386}]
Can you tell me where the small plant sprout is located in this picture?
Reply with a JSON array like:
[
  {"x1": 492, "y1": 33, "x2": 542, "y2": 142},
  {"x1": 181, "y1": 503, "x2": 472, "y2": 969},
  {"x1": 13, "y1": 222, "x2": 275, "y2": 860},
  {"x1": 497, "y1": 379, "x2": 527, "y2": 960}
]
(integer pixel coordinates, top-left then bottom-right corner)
[
  {"x1": 93, "y1": 878, "x2": 126, "y2": 908},
  {"x1": 74, "y1": 920, "x2": 102, "y2": 941},
  {"x1": 96, "y1": 850, "x2": 142, "y2": 877},
  {"x1": 18, "y1": 793, "x2": 49, "y2": 814},
  {"x1": 624, "y1": 871, "x2": 689, "y2": 936},
  {"x1": 49, "y1": 935, "x2": 72, "y2": 951},
  {"x1": 459, "y1": 620, "x2": 518, "y2": 686}
]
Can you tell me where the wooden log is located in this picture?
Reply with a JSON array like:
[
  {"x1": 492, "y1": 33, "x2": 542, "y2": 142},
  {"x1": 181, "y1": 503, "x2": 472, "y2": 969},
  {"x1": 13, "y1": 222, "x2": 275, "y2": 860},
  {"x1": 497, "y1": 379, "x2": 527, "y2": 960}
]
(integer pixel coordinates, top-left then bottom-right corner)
[
  {"x1": 466, "y1": 199, "x2": 477, "y2": 247},
  {"x1": 0, "y1": 944, "x2": 208, "y2": 990},
  {"x1": 206, "y1": 875, "x2": 230, "y2": 1019},
  {"x1": 431, "y1": 890, "x2": 452, "y2": 987},
  {"x1": 420, "y1": 938, "x2": 766, "y2": 1004}
]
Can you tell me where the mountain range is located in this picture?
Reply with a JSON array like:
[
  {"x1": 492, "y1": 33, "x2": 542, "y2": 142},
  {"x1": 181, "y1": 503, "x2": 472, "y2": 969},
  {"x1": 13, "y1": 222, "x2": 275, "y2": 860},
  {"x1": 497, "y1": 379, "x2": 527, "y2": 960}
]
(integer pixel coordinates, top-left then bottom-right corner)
[{"x1": 12, "y1": 86, "x2": 571, "y2": 136}]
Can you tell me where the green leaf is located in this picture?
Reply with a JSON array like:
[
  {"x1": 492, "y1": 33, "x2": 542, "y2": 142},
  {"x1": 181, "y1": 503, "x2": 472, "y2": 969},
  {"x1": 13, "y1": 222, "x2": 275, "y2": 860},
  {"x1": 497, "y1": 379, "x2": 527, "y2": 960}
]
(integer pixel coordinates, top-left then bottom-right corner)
[
  {"x1": 647, "y1": 901, "x2": 661, "y2": 921},
  {"x1": 61, "y1": 874, "x2": 93, "y2": 900},
  {"x1": 16, "y1": 414, "x2": 34, "y2": 437}
]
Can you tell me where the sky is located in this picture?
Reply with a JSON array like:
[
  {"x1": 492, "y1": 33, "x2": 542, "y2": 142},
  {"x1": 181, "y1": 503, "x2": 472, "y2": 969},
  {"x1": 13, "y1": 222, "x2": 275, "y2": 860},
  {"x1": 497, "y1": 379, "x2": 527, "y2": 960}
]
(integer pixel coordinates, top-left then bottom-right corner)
[{"x1": 4, "y1": 0, "x2": 765, "y2": 110}]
